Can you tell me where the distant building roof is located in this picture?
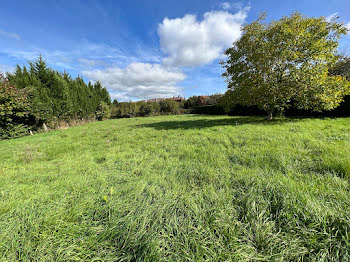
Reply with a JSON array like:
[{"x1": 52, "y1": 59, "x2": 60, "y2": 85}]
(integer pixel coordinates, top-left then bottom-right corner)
[{"x1": 141, "y1": 96, "x2": 184, "y2": 102}]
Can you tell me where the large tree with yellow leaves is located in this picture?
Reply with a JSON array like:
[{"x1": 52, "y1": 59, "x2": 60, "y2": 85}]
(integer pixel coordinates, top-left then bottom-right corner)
[{"x1": 221, "y1": 12, "x2": 350, "y2": 119}]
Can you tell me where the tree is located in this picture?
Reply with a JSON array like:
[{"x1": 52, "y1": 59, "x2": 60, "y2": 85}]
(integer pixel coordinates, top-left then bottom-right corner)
[
  {"x1": 96, "y1": 101, "x2": 111, "y2": 121},
  {"x1": 159, "y1": 99, "x2": 180, "y2": 114},
  {"x1": 139, "y1": 102, "x2": 153, "y2": 117},
  {"x1": 205, "y1": 94, "x2": 223, "y2": 105},
  {"x1": 328, "y1": 56, "x2": 350, "y2": 116},
  {"x1": 0, "y1": 74, "x2": 30, "y2": 138},
  {"x1": 7, "y1": 56, "x2": 113, "y2": 126},
  {"x1": 184, "y1": 96, "x2": 203, "y2": 109},
  {"x1": 221, "y1": 12, "x2": 350, "y2": 119},
  {"x1": 329, "y1": 56, "x2": 350, "y2": 80},
  {"x1": 94, "y1": 81, "x2": 111, "y2": 105}
]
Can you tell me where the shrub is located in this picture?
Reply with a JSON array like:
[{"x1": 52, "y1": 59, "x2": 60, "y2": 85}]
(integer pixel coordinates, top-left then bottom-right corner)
[
  {"x1": 0, "y1": 74, "x2": 30, "y2": 139},
  {"x1": 96, "y1": 101, "x2": 111, "y2": 121},
  {"x1": 139, "y1": 103, "x2": 153, "y2": 117},
  {"x1": 112, "y1": 102, "x2": 138, "y2": 118},
  {"x1": 184, "y1": 96, "x2": 201, "y2": 109},
  {"x1": 159, "y1": 99, "x2": 180, "y2": 114}
]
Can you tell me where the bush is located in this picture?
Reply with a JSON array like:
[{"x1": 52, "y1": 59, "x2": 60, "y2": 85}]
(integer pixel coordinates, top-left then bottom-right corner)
[
  {"x1": 0, "y1": 123, "x2": 29, "y2": 139},
  {"x1": 139, "y1": 103, "x2": 153, "y2": 117},
  {"x1": 111, "y1": 102, "x2": 138, "y2": 118},
  {"x1": 184, "y1": 96, "x2": 201, "y2": 109},
  {"x1": 159, "y1": 99, "x2": 180, "y2": 114},
  {"x1": 96, "y1": 101, "x2": 111, "y2": 121},
  {"x1": 110, "y1": 100, "x2": 183, "y2": 118},
  {"x1": 0, "y1": 74, "x2": 30, "y2": 139}
]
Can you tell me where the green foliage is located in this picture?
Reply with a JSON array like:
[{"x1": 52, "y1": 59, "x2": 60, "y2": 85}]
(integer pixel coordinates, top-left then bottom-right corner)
[
  {"x1": 184, "y1": 95, "x2": 223, "y2": 110},
  {"x1": 139, "y1": 102, "x2": 153, "y2": 117},
  {"x1": 145, "y1": 101, "x2": 161, "y2": 115},
  {"x1": 159, "y1": 99, "x2": 180, "y2": 114},
  {"x1": 1, "y1": 115, "x2": 350, "y2": 260},
  {"x1": 184, "y1": 96, "x2": 201, "y2": 109},
  {"x1": 0, "y1": 74, "x2": 29, "y2": 138},
  {"x1": 0, "y1": 123, "x2": 29, "y2": 139},
  {"x1": 94, "y1": 81, "x2": 111, "y2": 106},
  {"x1": 222, "y1": 12, "x2": 350, "y2": 119},
  {"x1": 111, "y1": 102, "x2": 138, "y2": 118},
  {"x1": 4, "y1": 56, "x2": 111, "y2": 134},
  {"x1": 329, "y1": 56, "x2": 350, "y2": 80},
  {"x1": 96, "y1": 101, "x2": 111, "y2": 121},
  {"x1": 205, "y1": 94, "x2": 223, "y2": 105},
  {"x1": 111, "y1": 100, "x2": 183, "y2": 118}
]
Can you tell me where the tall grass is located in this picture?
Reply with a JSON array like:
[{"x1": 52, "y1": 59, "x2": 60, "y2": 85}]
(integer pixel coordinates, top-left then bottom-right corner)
[{"x1": 0, "y1": 115, "x2": 349, "y2": 261}]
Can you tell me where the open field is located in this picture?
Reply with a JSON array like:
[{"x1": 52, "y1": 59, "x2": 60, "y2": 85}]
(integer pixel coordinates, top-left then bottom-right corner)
[{"x1": 1, "y1": 114, "x2": 350, "y2": 261}]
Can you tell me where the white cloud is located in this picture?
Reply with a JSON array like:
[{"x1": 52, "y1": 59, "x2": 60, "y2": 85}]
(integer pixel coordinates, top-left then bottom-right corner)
[
  {"x1": 2, "y1": 40, "x2": 162, "y2": 71},
  {"x1": 221, "y1": 2, "x2": 243, "y2": 11},
  {"x1": 3, "y1": 49, "x2": 79, "y2": 70},
  {"x1": 77, "y1": 58, "x2": 107, "y2": 68},
  {"x1": 110, "y1": 93, "x2": 131, "y2": 101},
  {"x1": 1, "y1": 8, "x2": 249, "y2": 100},
  {"x1": 0, "y1": 29, "x2": 20, "y2": 40},
  {"x1": 221, "y1": 2, "x2": 231, "y2": 10},
  {"x1": 82, "y1": 63, "x2": 186, "y2": 100},
  {"x1": 346, "y1": 22, "x2": 350, "y2": 30},
  {"x1": 158, "y1": 9, "x2": 248, "y2": 67},
  {"x1": 83, "y1": 8, "x2": 249, "y2": 100}
]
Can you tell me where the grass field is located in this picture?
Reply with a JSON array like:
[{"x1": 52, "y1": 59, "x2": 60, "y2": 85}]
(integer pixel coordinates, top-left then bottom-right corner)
[{"x1": 1, "y1": 114, "x2": 350, "y2": 261}]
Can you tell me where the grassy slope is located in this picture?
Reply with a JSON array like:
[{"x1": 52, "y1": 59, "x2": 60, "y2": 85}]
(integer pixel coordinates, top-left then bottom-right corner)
[{"x1": 0, "y1": 115, "x2": 350, "y2": 261}]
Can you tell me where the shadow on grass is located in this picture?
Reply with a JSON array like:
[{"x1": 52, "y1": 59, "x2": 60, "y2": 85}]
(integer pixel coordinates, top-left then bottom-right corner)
[{"x1": 139, "y1": 116, "x2": 295, "y2": 130}]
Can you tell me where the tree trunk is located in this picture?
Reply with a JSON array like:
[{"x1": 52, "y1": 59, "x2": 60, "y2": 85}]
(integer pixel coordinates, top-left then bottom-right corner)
[{"x1": 267, "y1": 111, "x2": 273, "y2": 120}]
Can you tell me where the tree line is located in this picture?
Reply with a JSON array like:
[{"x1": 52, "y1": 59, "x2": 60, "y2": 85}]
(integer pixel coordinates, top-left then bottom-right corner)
[
  {"x1": 0, "y1": 56, "x2": 111, "y2": 139},
  {"x1": 1, "y1": 54, "x2": 349, "y2": 139},
  {"x1": 109, "y1": 95, "x2": 223, "y2": 118},
  {"x1": 2, "y1": 12, "x2": 350, "y2": 139}
]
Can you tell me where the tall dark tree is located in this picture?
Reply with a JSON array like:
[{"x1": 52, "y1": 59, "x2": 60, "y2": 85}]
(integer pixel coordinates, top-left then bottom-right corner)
[{"x1": 3, "y1": 56, "x2": 112, "y2": 138}]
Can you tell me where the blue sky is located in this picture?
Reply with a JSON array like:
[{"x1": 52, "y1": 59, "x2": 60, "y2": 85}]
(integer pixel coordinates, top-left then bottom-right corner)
[{"x1": 0, "y1": 0, "x2": 349, "y2": 101}]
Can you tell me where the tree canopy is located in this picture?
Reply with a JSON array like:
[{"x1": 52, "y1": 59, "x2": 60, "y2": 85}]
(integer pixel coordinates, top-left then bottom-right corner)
[
  {"x1": 0, "y1": 74, "x2": 30, "y2": 138},
  {"x1": 329, "y1": 56, "x2": 350, "y2": 80},
  {"x1": 221, "y1": 12, "x2": 350, "y2": 119},
  {"x1": 1, "y1": 56, "x2": 112, "y2": 138}
]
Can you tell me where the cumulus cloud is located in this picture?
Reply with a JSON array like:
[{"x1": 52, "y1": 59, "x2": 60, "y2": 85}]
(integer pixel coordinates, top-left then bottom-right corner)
[
  {"x1": 82, "y1": 63, "x2": 186, "y2": 100},
  {"x1": 0, "y1": 29, "x2": 20, "y2": 40},
  {"x1": 82, "y1": 8, "x2": 249, "y2": 100},
  {"x1": 158, "y1": 9, "x2": 248, "y2": 67}
]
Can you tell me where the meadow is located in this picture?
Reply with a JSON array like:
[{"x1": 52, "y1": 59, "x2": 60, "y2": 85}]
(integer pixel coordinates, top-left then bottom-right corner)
[{"x1": 0, "y1": 114, "x2": 350, "y2": 261}]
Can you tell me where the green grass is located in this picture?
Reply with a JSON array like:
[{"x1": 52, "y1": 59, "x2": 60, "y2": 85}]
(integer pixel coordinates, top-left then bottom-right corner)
[{"x1": 1, "y1": 114, "x2": 350, "y2": 261}]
